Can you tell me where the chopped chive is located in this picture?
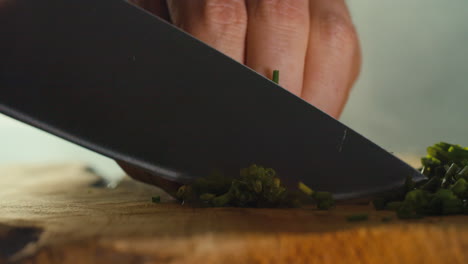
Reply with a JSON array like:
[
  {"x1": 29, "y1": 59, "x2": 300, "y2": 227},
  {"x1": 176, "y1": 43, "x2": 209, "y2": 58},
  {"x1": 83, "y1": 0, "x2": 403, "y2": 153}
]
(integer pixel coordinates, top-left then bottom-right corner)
[
  {"x1": 420, "y1": 176, "x2": 441, "y2": 192},
  {"x1": 372, "y1": 197, "x2": 387, "y2": 210},
  {"x1": 199, "y1": 193, "x2": 216, "y2": 201},
  {"x1": 445, "y1": 163, "x2": 459, "y2": 178},
  {"x1": 152, "y1": 196, "x2": 161, "y2": 203},
  {"x1": 397, "y1": 202, "x2": 421, "y2": 219},
  {"x1": 386, "y1": 201, "x2": 403, "y2": 211},
  {"x1": 420, "y1": 166, "x2": 430, "y2": 176},
  {"x1": 457, "y1": 166, "x2": 468, "y2": 180},
  {"x1": 272, "y1": 70, "x2": 279, "y2": 84},
  {"x1": 346, "y1": 214, "x2": 369, "y2": 222},
  {"x1": 211, "y1": 192, "x2": 233, "y2": 207},
  {"x1": 450, "y1": 178, "x2": 467, "y2": 197},
  {"x1": 298, "y1": 181, "x2": 314, "y2": 196},
  {"x1": 314, "y1": 191, "x2": 335, "y2": 210},
  {"x1": 381, "y1": 216, "x2": 392, "y2": 222}
]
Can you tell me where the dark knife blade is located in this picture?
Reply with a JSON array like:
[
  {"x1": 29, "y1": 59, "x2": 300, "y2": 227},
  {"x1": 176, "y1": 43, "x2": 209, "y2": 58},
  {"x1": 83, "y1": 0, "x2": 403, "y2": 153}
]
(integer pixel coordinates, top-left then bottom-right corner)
[{"x1": 0, "y1": 0, "x2": 424, "y2": 199}]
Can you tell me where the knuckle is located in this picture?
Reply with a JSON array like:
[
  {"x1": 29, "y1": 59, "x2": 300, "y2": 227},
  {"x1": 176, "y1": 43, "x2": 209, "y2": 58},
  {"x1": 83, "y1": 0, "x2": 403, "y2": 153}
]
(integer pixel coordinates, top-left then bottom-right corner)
[
  {"x1": 319, "y1": 12, "x2": 358, "y2": 50},
  {"x1": 203, "y1": 0, "x2": 247, "y2": 26},
  {"x1": 255, "y1": 0, "x2": 309, "y2": 28}
]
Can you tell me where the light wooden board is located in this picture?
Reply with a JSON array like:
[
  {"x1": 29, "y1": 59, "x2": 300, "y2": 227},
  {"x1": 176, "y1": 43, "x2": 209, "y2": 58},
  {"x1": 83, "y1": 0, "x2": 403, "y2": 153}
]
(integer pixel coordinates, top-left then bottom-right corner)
[{"x1": 1, "y1": 163, "x2": 468, "y2": 264}]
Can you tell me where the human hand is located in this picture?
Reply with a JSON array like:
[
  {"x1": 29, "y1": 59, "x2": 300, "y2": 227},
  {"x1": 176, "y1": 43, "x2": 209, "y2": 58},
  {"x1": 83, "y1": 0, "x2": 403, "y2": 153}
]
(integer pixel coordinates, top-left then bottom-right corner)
[
  {"x1": 122, "y1": 0, "x2": 361, "y2": 190},
  {"x1": 131, "y1": 0, "x2": 361, "y2": 118}
]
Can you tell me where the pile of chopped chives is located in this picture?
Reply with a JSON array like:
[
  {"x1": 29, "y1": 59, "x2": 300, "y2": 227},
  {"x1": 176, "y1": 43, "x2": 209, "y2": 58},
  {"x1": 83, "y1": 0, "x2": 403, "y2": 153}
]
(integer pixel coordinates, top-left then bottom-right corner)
[
  {"x1": 373, "y1": 142, "x2": 468, "y2": 218},
  {"x1": 176, "y1": 164, "x2": 334, "y2": 209}
]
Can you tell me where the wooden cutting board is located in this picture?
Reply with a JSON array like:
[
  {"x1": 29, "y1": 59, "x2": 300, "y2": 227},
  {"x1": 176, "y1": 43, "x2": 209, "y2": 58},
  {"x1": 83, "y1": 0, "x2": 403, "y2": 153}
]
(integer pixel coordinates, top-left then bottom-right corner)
[{"x1": 1, "y1": 163, "x2": 468, "y2": 264}]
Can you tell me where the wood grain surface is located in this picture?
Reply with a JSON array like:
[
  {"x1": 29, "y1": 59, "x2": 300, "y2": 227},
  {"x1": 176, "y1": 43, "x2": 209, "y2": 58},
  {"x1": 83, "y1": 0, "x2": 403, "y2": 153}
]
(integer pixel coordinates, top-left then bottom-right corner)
[{"x1": 1, "y1": 163, "x2": 468, "y2": 263}]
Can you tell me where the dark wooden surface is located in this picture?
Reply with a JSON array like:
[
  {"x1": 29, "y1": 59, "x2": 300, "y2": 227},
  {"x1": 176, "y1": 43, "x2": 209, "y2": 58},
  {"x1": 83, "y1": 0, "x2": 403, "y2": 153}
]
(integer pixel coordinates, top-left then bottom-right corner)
[{"x1": 1, "y1": 163, "x2": 467, "y2": 263}]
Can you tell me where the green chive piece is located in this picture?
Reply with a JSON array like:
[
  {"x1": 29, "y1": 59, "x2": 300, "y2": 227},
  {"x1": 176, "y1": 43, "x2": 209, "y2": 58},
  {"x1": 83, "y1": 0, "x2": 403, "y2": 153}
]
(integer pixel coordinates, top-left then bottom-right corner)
[
  {"x1": 431, "y1": 189, "x2": 463, "y2": 215},
  {"x1": 450, "y1": 178, "x2": 468, "y2": 198},
  {"x1": 253, "y1": 180, "x2": 263, "y2": 193},
  {"x1": 265, "y1": 168, "x2": 276, "y2": 177},
  {"x1": 421, "y1": 176, "x2": 442, "y2": 192},
  {"x1": 385, "y1": 201, "x2": 403, "y2": 211},
  {"x1": 248, "y1": 164, "x2": 258, "y2": 175},
  {"x1": 317, "y1": 199, "x2": 335, "y2": 210},
  {"x1": 421, "y1": 156, "x2": 441, "y2": 168},
  {"x1": 212, "y1": 192, "x2": 233, "y2": 207},
  {"x1": 420, "y1": 166, "x2": 428, "y2": 176},
  {"x1": 346, "y1": 214, "x2": 369, "y2": 222},
  {"x1": 457, "y1": 166, "x2": 468, "y2": 180},
  {"x1": 314, "y1": 191, "x2": 335, "y2": 210},
  {"x1": 298, "y1": 181, "x2": 314, "y2": 196},
  {"x1": 176, "y1": 186, "x2": 187, "y2": 199},
  {"x1": 448, "y1": 145, "x2": 468, "y2": 160},
  {"x1": 444, "y1": 163, "x2": 459, "y2": 181},
  {"x1": 273, "y1": 178, "x2": 281, "y2": 188},
  {"x1": 381, "y1": 216, "x2": 392, "y2": 222},
  {"x1": 272, "y1": 70, "x2": 279, "y2": 84},
  {"x1": 199, "y1": 193, "x2": 216, "y2": 201},
  {"x1": 372, "y1": 197, "x2": 387, "y2": 210},
  {"x1": 396, "y1": 202, "x2": 422, "y2": 219},
  {"x1": 152, "y1": 196, "x2": 161, "y2": 203},
  {"x1": 368, "y1": 141, "x2": 468, "y2": 219}
]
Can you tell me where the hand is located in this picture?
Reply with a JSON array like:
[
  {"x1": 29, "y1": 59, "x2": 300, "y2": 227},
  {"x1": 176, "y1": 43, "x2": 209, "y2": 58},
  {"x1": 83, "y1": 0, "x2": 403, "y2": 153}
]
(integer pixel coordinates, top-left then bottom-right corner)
[
  {"x1": 122, "y1": 0, "x2": 361, "y2": 190},
  {"x1": 131, "y1": 0, "x2": 361, "y2": 118}
]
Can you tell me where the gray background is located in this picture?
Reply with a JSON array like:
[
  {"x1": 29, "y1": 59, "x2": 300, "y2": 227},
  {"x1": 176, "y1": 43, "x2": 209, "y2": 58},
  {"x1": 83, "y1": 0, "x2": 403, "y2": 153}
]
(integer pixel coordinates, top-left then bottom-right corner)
[{"x1": 1, "y1": 0, "x2": 467, "y2": 179}]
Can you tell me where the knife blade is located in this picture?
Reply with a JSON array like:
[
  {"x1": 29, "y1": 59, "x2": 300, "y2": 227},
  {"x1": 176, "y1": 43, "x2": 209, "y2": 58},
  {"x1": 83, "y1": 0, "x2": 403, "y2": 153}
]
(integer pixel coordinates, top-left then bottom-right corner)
[{"x1": 0, "y1": 0, "x2": 424, "y2": 199}]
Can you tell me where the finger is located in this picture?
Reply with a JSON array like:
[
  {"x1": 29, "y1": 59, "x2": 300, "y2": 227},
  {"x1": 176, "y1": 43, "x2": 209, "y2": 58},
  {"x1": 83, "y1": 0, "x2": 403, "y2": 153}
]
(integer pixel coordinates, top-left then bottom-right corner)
[
  {"x1": 245, "y1": 0, "x2": 310, "y2": 96},
  {"x1": 302, "y1": 0, "x2": 361, "y2": 118},
  {"x1": 166, "y1": 0, "x2": 248, "y2": 62},
  {"x1": 129, "y1": 0, "x2": 171, "y2": 21}
]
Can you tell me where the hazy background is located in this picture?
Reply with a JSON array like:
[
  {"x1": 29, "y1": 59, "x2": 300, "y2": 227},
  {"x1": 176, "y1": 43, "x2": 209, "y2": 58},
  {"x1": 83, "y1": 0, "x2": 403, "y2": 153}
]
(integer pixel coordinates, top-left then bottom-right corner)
[{"x1": 1, "y1": 0, "x2": 467, "y2": 179}]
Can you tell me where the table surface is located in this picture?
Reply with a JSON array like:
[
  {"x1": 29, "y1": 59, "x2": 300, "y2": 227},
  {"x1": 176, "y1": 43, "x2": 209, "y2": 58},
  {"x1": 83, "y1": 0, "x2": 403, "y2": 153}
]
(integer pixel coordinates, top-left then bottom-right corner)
[{"x1": 1, "y1": 163, "x2": 467, "y2": 264}]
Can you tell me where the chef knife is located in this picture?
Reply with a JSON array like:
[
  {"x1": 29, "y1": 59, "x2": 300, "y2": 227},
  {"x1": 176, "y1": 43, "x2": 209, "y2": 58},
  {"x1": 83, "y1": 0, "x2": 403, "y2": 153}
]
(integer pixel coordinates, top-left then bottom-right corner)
[{"x1": 0, "y1": 0, "x2": 424, "y2": 199}]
